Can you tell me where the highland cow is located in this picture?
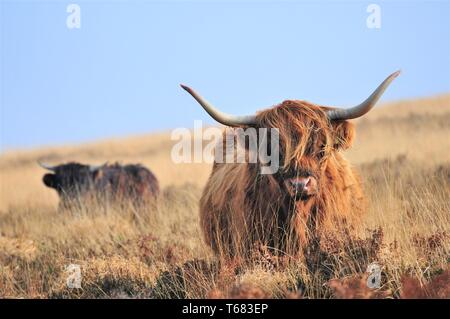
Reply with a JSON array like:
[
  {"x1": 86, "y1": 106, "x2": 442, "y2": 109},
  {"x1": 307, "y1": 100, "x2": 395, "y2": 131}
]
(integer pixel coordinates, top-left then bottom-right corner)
[
  {"x1": 39, "y1": 162, "x2": 159, "y2": 208},
  {"x1": 181, "y1": 71, "x2": 400, "y2": 258}
]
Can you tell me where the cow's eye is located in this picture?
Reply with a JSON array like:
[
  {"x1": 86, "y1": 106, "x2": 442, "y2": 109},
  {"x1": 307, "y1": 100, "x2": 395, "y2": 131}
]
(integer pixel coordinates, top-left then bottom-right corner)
[{"x1": 318, "y1": 149, "x2": 325, "y2": 159}]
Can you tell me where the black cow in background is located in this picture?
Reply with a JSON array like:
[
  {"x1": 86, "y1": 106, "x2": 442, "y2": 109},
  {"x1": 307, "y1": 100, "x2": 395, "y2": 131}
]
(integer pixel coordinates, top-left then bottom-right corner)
[{"x1": 39, "y1": 161, "x2": 159, "y2": 208}]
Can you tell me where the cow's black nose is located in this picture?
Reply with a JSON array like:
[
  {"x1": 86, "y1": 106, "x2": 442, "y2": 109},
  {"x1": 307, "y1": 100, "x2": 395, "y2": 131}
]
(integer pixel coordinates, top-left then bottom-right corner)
[
  {"x1": 289, "y1": 176, "x2": 315, "y2": 194},
  {"x1": 284, "y1": 176, "x2": 318, "y2": 200},
  {"x1": 290, "y1": 180, "x2": 307, "y2": 192}
]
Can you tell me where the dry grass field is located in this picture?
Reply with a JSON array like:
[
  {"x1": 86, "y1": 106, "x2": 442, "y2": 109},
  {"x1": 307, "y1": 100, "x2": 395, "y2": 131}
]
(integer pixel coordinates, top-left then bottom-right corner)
[{"x1": 0, "y1": 94, "x2": 449, "y2": 298}]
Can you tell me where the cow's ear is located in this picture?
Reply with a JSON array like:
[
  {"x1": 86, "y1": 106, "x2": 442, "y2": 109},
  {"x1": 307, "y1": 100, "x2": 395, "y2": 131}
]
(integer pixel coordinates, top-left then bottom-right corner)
[
  {"x1": 331, "y1": 120, "x2": 355, "y2": 150},
  {"x1": 43, "y1": 174, "x2": 56, "y2": 188}
]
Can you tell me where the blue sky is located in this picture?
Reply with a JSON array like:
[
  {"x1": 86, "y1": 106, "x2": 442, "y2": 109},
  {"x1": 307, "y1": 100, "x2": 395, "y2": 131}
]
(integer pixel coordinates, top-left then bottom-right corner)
[{"x1": 1, "y1": 0, "x2": 449, "y2": 151}]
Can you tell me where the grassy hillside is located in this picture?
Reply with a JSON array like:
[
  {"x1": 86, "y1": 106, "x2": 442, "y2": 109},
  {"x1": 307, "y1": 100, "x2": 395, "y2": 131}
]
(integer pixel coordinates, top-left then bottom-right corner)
[{"x1": 0, "y1": 94, "x2": 449, "y2": 298}]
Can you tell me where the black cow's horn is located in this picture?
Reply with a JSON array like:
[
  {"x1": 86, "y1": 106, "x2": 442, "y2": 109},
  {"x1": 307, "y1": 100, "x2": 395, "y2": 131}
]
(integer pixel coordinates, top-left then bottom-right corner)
[
  {"x1": 326, "y1": 70, "x2": 401, "y2": 121},
  {"x1": 38, "y1": 161, "x2": 56, "y2": 172},
  {"x1": 180, "y1": 84, "x2": 257, "y2": 127}
]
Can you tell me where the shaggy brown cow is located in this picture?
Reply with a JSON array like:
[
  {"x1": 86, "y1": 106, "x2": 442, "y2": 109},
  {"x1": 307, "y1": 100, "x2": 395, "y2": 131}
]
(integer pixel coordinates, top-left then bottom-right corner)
[
  {"x1": 39, "y1": 162, "x2": 159, "y2": 208},
  {"x1": 181, "y1": 71, "x2": 400, "y2": 258}
]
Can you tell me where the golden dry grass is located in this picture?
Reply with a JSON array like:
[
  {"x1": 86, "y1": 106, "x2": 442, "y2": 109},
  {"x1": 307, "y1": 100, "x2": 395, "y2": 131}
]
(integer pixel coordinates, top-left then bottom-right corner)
[{"x1": 0, "y1": 94, "x2": 449, "y2": 298}]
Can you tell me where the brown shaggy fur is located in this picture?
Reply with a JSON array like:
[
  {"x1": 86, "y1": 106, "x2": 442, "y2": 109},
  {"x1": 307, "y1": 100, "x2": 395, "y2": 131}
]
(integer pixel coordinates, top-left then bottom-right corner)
[{"x1": 200, "y1": 100, "x2": 365, "y2": 259}]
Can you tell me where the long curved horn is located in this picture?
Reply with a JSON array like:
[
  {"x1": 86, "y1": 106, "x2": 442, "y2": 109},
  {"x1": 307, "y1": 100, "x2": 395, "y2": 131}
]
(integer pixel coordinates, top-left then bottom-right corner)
[
  {"x1": 180, "y1": 84, "x2": 257, "y2": 127},
  {"x1": 37, "y1": 161, "x2": 57, "y2": 172},
  {"x1": 326, "y1": 70, "x2": 401, "y2": 121}
]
